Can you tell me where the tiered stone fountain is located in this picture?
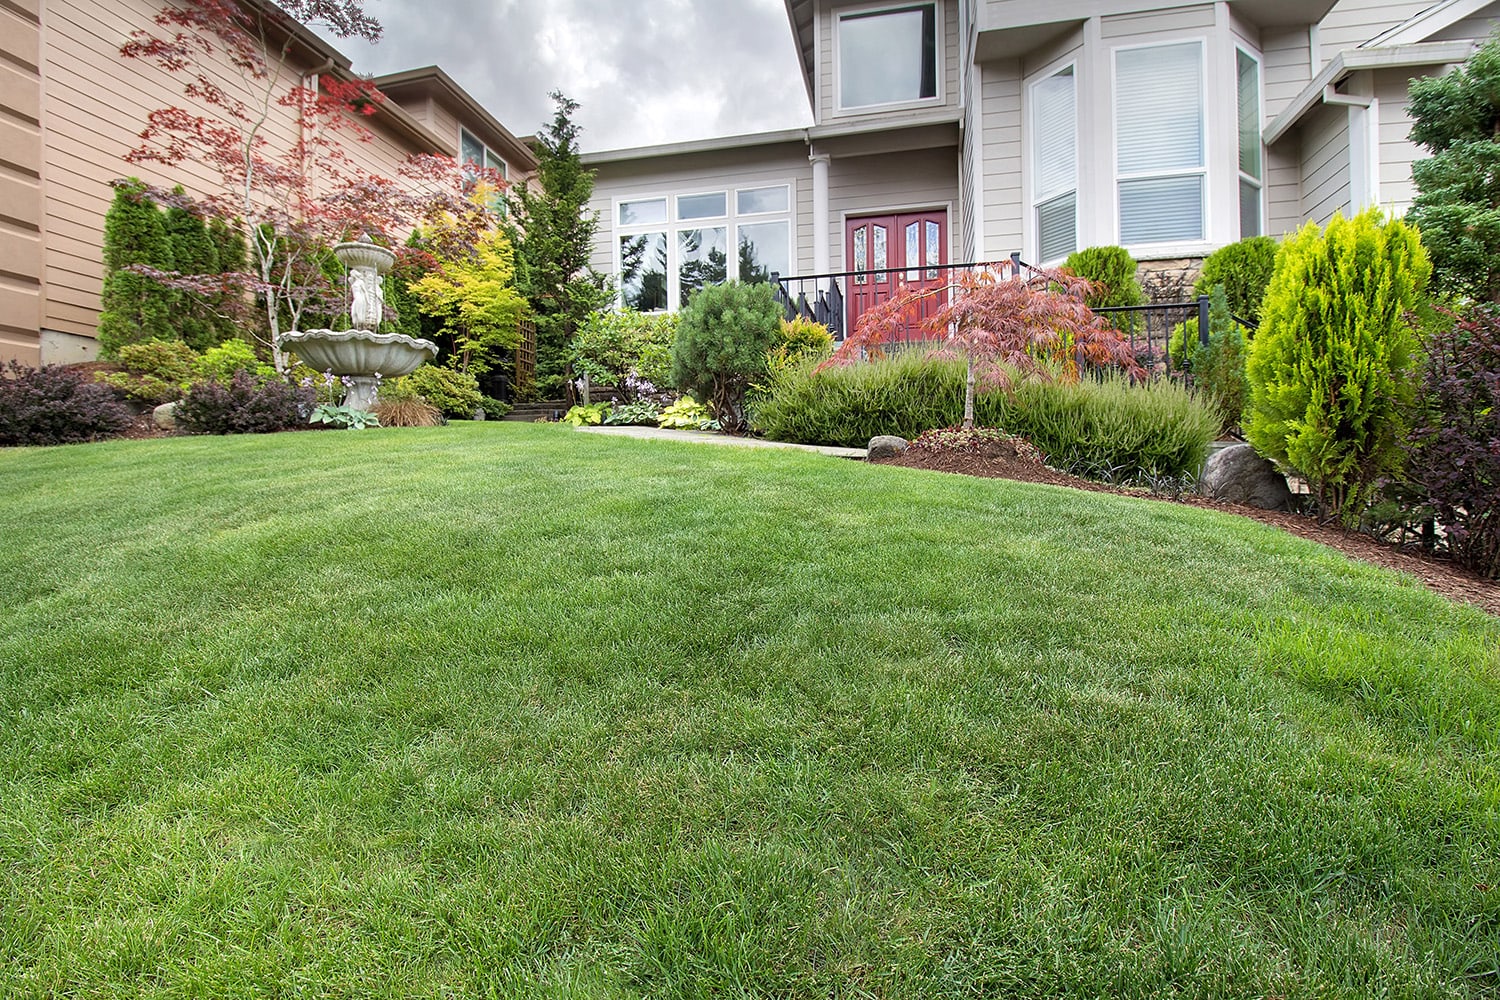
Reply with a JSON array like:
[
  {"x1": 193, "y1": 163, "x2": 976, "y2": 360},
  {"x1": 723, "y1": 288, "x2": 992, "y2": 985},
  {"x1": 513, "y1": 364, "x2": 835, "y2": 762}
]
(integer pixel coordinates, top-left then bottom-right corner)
[{"x1": 282, "y1": 236, "x2": 438, "y2": 411}]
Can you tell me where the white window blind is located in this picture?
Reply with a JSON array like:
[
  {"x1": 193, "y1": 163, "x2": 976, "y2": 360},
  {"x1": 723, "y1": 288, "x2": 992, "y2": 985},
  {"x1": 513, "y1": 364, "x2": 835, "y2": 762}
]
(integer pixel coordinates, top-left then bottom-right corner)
[
  {"x1": 1032, "y1": 66, "x2": 1077, "y2": 261},
  {"x1": 1116, "y1": 42, "x2": 1205, "y2": 245},
  {"x1": 1237, "y1": 49, "x2": 1263, "y2": 238}
]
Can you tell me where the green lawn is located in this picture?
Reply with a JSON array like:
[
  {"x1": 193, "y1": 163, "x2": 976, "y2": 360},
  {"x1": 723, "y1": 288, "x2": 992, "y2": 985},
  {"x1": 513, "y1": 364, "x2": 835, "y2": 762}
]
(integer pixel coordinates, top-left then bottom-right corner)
[{"x1": 1, "y1": 422, "x2": 1496, "y2": 998}]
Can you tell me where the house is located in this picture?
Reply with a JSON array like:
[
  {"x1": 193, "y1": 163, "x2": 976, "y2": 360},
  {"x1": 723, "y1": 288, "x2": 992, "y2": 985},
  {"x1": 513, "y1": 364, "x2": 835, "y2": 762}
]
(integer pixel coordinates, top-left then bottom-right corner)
[
  {"x1": 0, "y1": 0, "x2": 537, "y2": 367},
  {"x1": 582, "y1": 0, "x2": 1500, "y2": 334}
]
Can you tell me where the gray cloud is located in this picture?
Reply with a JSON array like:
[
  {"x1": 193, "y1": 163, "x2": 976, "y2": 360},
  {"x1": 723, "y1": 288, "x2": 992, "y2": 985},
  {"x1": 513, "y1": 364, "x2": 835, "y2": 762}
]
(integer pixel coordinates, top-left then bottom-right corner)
[{"x1": 323, "y1": 0, "x2": 813, "y2": 151}]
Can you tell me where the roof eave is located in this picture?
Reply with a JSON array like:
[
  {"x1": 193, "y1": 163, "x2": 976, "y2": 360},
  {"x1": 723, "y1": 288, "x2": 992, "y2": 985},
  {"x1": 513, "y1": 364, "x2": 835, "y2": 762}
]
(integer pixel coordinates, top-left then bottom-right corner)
[{"x1": 1263, "y1": 39, "x2": 1480, "y2": 145}]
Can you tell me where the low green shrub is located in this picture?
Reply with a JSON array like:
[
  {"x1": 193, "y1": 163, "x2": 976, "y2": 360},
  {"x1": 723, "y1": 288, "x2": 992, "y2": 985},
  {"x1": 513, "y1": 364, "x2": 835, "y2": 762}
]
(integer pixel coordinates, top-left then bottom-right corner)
[
  {"x1": 604, "y1": 399, "x2": 662, "y2": 426},
  {"x1": 1194, "y1": 236, "x2": 1278, "y2": 323},
  {"x1": 571, "y1": 309, "x2": 677, "y2": 399},
  {"x1": 400, "y1": 365, "x2": 483, "y2": 418},
  {"x1": 755, "y1": 355, "x2": 1216, "y2": 479},
  {"x1": 672, "y1": 280, "x2": 782, "y2": 433},
  {"x1": 769, "y1": 317, "x2": 835, "y2": 374},
  {"x1": 176, "y1": 372, "x2": 313, "y2": 435},
  {"x1": 95, "y1": 339, "x2": 200, "y2": 403},
  {"x1": 0, "y1": 362, "x2": 134, "y2": 446},
  {"x1": 563, "y1": 403, "x2": 609, "y2": 426},
  {"x1": 477, "y1": 395, "x2": 512, "y2": 419},
  {"x1": 195, "y1": 339, "x2": 275, "y2": 386},
  {"x1": 658, "y1": 396, "x2": 716, "y2": 431}
]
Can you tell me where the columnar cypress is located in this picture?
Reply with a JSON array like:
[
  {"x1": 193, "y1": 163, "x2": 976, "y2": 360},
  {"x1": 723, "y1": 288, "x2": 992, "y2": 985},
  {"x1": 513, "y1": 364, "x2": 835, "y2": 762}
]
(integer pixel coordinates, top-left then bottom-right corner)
[
  {"x1": 98, "y1": 179, "x2": 177, "y2": 356},
  {"x1": 1244, "y1": 209, "x2": 1429, "y2": 522},
  {"x1": 163, "y1": 203, "x2": 222, "y2": 351}
]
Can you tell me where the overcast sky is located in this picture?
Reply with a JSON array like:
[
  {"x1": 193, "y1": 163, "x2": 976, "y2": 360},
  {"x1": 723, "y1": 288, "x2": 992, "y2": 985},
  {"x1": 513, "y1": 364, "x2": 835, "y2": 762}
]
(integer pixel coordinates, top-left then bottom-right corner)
[{"x1": 319, "y1": 0, "x2": 814, "y2": 152}]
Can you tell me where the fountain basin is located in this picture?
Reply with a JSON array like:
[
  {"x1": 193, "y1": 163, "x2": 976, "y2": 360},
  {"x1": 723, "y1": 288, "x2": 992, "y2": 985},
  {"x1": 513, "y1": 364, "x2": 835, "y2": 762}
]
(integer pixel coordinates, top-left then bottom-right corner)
[{"x1": 284, "y1": 328, "x2": 438, "y2": 379}]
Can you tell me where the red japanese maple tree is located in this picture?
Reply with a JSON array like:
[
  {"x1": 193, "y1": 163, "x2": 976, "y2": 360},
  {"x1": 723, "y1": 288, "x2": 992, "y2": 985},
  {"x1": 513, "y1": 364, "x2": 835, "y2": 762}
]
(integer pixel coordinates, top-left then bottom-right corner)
[
  {"x1": 118, "y1": 0, "x2": 498, "y2": 372},
  {"x1": 823, "y1": 264, "x2": 1143, "y2": 428}
]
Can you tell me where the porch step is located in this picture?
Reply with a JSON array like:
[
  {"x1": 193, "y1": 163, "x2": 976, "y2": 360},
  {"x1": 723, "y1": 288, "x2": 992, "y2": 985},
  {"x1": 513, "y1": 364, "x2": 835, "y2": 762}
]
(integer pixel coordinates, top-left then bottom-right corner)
[{"x1": 502, "y1": 400, "x2": 568, "y2": 422}]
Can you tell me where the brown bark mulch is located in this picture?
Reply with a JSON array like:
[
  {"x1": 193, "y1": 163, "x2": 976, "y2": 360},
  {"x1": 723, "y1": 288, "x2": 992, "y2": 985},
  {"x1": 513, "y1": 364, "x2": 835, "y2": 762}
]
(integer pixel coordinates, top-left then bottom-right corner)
[{"x1": 875, "y1": 440, "x2": 1500, "y2": 618}]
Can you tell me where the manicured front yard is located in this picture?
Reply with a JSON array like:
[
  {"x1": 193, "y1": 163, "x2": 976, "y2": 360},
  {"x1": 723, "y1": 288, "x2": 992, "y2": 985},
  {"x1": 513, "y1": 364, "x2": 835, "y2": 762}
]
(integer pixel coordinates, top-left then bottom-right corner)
[{"x1": 1, "y1": 423, "x2": 1496, "y2": 997}]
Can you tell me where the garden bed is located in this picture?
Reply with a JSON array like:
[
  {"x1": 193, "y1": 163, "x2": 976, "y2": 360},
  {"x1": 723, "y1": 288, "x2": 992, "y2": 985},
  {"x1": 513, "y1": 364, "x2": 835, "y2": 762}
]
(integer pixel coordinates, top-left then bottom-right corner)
[{"x1": 873, "y1": 444, "x2": 1500, "y2": 616}]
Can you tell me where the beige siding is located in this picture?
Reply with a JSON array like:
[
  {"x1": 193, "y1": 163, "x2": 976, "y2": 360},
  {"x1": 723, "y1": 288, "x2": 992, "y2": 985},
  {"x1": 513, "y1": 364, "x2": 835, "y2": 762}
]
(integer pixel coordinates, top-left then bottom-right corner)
[
  {"x1": 960, "y1": 62, "x2": 980, "y2": 259},
  {"x1": 1262, "y1": 26, "x2": 1312, "y2": 120},
  {"x1": 588, "y1": 144, "x2": 814, "y2": 284},
  {"x1": 816, "y1": 0, "x2": 961, "y2": 127},
  {"x1": 1318, "y1": 1, "x2": 1433, "y2": 52},
  {"x1": 1100, "y1": 4, "x2": 1215, "y2": 41},
  {"x1": 1375, "y1": 65, "x2": 1440, "y2": 215},
  {"x1": 828, "y1": 146, "x2": 960, "y2": 269},
  {"x1": 980, "y1": 59, "x2": 1022, "y2": 258},
  {"x1": 1300, "y1": 103, "x2": 1350, "y2": 225},
  {"x1": 1, "y1": 0, "x2": 42, "y2": 365},
  {"x1": 1264, "y1": 140, "x2": 1302, "y2": 237}
]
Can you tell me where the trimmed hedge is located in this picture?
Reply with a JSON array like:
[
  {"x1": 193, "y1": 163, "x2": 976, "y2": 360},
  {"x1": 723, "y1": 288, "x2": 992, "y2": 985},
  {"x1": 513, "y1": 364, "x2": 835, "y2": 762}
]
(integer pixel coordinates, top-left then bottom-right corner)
[{"x1": 753, "y1": 354, "x2": 1217, "y2": 479}]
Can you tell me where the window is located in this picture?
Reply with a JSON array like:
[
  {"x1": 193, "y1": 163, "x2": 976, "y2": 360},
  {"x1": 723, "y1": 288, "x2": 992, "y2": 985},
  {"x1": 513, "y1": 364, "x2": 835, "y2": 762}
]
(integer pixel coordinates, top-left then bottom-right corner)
[
  {"x1": 1115, "y1": 41, "x2": 1205, "y2": 246},
  {"x1": 459, "y1": 127, "x2": 508, "y2": 181},
  {"x1": 1031, "y1": 65, "x2": 1077, "y2": 262},
  {"x1": 838, "y1": 3, "x2": 938, "y2": 110},
  {"x1": 1237, "y1": 49, "x2": 1263, "y2": 238},
  {"x1": 615, "y1": 184, "x2": 793, "y2": 310}
]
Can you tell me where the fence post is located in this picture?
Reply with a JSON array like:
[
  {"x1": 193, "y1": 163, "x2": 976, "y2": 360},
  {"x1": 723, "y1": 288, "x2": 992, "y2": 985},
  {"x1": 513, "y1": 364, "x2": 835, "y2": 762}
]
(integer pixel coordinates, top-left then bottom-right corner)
[{"x1": 1197, "y1": 294, "x2": 1211, "y2": 349}]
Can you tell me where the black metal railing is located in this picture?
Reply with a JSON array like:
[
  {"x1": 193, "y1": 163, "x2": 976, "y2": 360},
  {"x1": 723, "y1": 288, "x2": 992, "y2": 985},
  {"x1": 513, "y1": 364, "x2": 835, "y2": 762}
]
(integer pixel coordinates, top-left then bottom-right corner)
[
  {"x1": 771, "y1": 255, "x2": 1026, "y2": 343},
  {"x1": 771, "y1": 254, "x2": 1257, "y2": 382}
]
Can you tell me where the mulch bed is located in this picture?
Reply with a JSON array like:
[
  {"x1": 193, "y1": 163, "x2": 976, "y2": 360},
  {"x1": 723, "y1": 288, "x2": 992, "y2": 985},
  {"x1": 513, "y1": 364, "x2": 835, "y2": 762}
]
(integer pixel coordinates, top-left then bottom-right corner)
[{"x1": 875, "y1": 439, "x2": 1500, "y2": 618}]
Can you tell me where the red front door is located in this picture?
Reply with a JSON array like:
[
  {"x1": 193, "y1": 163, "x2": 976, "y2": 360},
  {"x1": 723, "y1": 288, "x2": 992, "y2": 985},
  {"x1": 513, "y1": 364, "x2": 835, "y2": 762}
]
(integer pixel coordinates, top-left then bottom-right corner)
[{"x1": 845, "y1": 211, "x2": 947, "y2": 342}]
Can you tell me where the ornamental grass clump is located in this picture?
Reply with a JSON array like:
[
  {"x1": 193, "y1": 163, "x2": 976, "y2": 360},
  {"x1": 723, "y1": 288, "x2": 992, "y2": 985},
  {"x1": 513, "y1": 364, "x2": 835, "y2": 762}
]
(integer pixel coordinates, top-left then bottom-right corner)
[{"x1": 1244, "y1": 210, "x2": 1428, "y2": 524}]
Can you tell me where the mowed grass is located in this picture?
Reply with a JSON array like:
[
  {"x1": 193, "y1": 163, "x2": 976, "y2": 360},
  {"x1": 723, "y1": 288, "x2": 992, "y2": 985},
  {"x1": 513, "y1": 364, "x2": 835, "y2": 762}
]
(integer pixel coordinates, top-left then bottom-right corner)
[{"x1": 0, "y1": 422, "x2": 1496, "y2": 999}]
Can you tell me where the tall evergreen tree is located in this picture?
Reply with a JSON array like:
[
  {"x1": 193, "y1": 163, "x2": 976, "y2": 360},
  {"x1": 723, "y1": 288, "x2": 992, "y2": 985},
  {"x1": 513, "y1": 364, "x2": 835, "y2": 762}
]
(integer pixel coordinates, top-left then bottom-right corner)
[
  {"x1": 163, "y1": 199, "x2": 222, "y2": 351},
  {"x1": 206, "y1": 216, "x2": 252, "y2": 346},
  {"x1": 1407, "y1": 33, "x2": 1500, "y2": 302},
  {"x1": 504, "y1": 92, "x2": 612, "y2": 398},
  {"x1": 98, "y1": 179, "x2": 177, "y2": 356}
]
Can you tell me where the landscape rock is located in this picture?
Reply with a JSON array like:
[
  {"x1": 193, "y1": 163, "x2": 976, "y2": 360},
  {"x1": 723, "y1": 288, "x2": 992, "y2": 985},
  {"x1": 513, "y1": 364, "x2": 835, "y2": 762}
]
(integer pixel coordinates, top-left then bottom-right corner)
[
  {"x1": 1200, "y1": 444, "x2": 1294, "y2": 511},
  {"x1": 867, "y1": 435, "x2": 909, "y2": 460},
  {"x1": 152, "y1": 402, "x2": 178, "y2": 431}
]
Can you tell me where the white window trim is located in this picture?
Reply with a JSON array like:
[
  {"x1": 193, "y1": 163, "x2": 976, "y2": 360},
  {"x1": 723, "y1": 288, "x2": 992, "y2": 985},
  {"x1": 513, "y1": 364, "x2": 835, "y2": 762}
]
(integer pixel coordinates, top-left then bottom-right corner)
[
  {"x1": 1236, "y1": 46, "x2": 1265, "y2": 239},
  {"x1": 832, "y1": 0, "x2": 945, "y2": 116},
  {"x1": 1110, "y1": 36, "x2": 1212, "y2": 254},
  {"x1": 612, "y1": 183, "x2": 796, "y2": 312},
  {"x1": 459, "y1": 127, "x2": 508, "y2": 180},
  {"x1": 1026, "y1": 59, "x2": 1080, "y2": 265}
]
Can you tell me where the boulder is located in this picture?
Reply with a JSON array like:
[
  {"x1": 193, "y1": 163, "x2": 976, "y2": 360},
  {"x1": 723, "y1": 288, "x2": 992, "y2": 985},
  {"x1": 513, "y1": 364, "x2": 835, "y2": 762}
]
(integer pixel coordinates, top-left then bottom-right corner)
[
  {"x1": 867, "y1": 435, "x2": 909, "y2": 460},
  {"x1": 1200, "y1": 444, "x2": 1293, "y2": 510},
  {"x1": 152, "y1": 402, "x2": 178, "y2": 431}
]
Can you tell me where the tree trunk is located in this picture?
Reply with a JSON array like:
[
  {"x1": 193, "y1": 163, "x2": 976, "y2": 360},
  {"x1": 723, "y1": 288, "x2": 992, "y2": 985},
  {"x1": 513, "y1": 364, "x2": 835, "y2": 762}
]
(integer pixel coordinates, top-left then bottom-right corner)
[{"x1": 963, "y1": 360, "x2": 975, "y2": 430}]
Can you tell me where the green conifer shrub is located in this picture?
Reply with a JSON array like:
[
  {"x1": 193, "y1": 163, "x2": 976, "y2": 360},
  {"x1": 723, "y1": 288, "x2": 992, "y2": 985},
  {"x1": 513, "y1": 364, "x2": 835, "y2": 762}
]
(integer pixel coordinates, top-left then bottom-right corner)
[
  {"x1": 671, "y1": 280, "x2": 782, "y2": 434},
  {"x1": 98, "y1": 180, "x2": 177, "y2": 356},
  {"x1": 1244, "y1": 210, "x2": 1429, "y2": 522},
  {"x1": 1406, "y1": 33, "x2": 1500, "y2": 302},
  {"x1": 1192, "y1": 236, "x2": 1278, "y2": 322},
  {"x1": 1188, "y1": 285, "x2": 1250, "y2": 437},
  {"x1": 163, "y1": 202, "x2": 222, "y2": 351}
]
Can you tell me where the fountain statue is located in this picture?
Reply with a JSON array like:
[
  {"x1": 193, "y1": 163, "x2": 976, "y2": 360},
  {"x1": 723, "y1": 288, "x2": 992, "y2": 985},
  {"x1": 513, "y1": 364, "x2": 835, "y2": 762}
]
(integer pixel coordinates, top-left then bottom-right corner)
[{"x1": 281, "y1": 235, "x2": 438, "y2": 412}]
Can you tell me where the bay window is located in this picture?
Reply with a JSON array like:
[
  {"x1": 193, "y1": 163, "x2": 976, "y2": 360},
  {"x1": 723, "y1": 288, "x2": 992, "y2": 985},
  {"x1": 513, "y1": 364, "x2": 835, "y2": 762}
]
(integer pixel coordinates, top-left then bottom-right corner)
[
  {"x1": 1115, "y1": 41, "x2": 1205, "y2": 246},
  {"x1": 1031, "y1": 65, "x2": 1077, "y2": 262}
]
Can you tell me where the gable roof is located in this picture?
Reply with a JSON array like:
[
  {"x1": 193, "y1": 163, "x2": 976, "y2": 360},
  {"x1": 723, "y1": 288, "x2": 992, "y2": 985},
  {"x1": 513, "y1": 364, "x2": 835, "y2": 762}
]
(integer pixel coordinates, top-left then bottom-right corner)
[{"x1": 374, "y1": 66, "x2": 540, "y2": 172}]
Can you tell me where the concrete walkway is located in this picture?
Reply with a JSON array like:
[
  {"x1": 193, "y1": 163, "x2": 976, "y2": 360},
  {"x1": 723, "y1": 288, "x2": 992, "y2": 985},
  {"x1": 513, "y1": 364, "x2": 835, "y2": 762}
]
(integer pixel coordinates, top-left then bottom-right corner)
[{"x1": 575, "y1": 424, "x2": 867, "y2": 459}]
